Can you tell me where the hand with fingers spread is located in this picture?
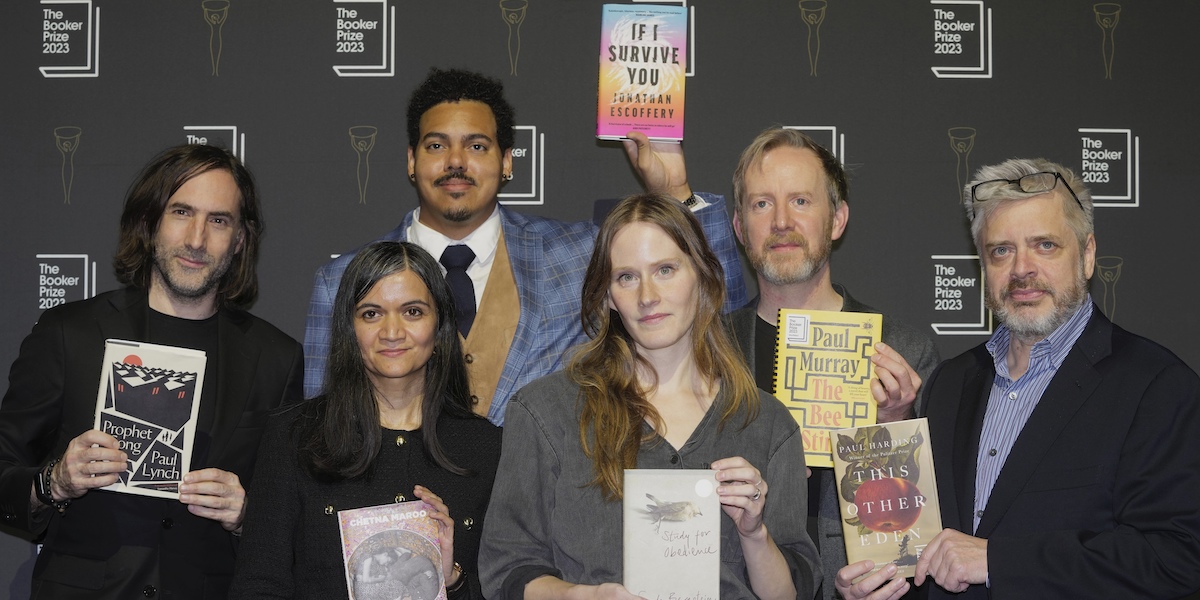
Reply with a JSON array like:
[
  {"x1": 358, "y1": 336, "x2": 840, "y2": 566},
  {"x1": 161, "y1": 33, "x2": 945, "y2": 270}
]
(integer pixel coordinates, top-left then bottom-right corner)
[{"x1": 870, "y1": 342, "x2": 922, "y2": 423}]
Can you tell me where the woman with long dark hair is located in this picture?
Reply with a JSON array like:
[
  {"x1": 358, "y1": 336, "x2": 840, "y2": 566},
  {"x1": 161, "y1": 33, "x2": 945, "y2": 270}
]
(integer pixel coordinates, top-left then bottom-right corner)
[
  {"x1": 232, "y1": 241, "x2": 500, "y2": 599},
  {"x1": 479, "y1": 194, "x2": 819, "y2": 599}
]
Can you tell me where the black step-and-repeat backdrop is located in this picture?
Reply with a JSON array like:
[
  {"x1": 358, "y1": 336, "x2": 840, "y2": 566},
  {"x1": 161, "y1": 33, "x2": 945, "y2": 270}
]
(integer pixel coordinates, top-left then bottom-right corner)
[{"x1": 2, "y1": 1, "x2": 1197, "y2": 594}]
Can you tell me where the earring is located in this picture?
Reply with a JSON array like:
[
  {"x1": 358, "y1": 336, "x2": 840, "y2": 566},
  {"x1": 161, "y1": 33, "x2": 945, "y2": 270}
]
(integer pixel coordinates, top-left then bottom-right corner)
[
  {"x1": 408, "y1": 173, "x2": 416, "y2": 182},
  {"x1": 503, "y1": 172, "x2": 513, "y2": 181}
]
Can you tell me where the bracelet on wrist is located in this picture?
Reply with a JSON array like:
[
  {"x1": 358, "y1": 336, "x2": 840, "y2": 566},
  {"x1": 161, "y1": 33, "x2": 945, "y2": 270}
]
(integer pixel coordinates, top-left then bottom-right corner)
[
  {"x1": 35, "y1": 458, "x2": 71, "y2": 513},
  {"x1": 446, "y1": 562, "x2": 467, "y2": 594}
]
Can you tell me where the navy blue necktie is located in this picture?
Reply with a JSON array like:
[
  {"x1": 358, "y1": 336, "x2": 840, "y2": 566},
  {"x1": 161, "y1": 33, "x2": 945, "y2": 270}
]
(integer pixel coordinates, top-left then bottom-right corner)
[{"x1": 439, "y1": 245, "x2": 476, "y2": 337}]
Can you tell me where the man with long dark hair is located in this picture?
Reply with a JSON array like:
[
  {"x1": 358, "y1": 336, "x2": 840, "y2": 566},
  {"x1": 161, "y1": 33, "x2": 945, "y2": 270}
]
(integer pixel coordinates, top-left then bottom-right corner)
[
  {"x1": 0, "y1": 144, "x2": 303, "y2": 599},
  {"x1": 303, "y1": 67, "x2": 747, "y2": 425}
]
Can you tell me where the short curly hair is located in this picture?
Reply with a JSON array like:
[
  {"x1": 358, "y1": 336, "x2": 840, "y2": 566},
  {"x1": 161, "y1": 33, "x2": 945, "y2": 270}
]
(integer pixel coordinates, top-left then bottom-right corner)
[{"x1": 406, "y1": 68, "x2": 516, "y2": 151}]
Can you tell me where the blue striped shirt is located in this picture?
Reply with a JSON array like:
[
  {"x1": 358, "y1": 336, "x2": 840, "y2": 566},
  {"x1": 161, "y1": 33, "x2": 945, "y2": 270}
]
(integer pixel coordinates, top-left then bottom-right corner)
[{"x1": 973, "y1": 298, "x2": 1094, "y2": 533}]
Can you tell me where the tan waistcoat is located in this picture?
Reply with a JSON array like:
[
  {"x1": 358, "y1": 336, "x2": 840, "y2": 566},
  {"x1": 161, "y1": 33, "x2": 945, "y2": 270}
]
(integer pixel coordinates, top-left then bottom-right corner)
[{"x1": 461, "y1": 235, "x2": 519, "y2": 417}]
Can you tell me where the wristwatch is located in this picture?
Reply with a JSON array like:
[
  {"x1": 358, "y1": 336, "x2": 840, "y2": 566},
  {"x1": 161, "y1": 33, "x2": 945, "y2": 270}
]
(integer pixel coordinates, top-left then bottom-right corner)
[{"x1": 35, "y1": 458, "x2": 71, "y2": 513}]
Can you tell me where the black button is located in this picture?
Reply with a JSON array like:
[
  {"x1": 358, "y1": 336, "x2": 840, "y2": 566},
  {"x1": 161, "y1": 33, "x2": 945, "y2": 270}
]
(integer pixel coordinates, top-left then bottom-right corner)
[
  {"x1": 464, "y1": 354, "x2": 474, "y2": 364},
  {"x1": 462, "y1": 517, "x2": 474, "y2": 530},
  {"x1": 161, "y1": 518, "x2": 173, "y2": 529},
  {"x1": 143, "y1": 585, "x2": 157, "y2": 597},
  {"x1": 976, "y1": 510, "x2": 984, "y2": 518},
  {"x1": 669, "y1": 455, "x2": 679, "y2": 464},
  {"x1": 988, "y1": 448, "x2": 997, "y2": 456}
]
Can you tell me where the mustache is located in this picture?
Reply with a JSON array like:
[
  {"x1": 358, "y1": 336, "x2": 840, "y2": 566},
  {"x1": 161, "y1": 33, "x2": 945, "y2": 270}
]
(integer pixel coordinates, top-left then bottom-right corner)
[
  {"x1": 763, "y1": 232, "x2": 807, "y2": 248},
  {"x1": 434, "y1": 170, "x2": 476, "y2": 186},
  {"x1": 169, "y1": 248, "x2": 211, "y2": 263},
  {"x1": 1004, "y1": 277, "x2": 1052, "y2": 297}
]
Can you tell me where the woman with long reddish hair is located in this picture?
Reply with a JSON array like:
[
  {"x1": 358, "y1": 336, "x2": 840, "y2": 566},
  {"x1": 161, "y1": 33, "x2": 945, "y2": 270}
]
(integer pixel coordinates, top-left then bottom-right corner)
[{"x1": 480, "y1": 194, "x2": 819, "y2": 599}]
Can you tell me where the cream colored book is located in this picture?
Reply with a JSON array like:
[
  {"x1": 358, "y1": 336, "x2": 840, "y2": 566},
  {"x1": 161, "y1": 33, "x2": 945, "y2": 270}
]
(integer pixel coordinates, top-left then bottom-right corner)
[
  {"x1": 773, "y1": 309, "x2": 881, "y2": 468},
  {"x1": 831, "y1": 418, "x2": 943, "y2": 580},
  {"x1": 623, "y1": 469, "x2": 719, "y2": 600}
]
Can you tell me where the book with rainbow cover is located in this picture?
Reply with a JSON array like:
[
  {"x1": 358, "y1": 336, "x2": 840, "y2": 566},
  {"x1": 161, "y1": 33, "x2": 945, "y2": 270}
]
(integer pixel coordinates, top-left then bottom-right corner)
[{"x1": 597, "y1": 3, "x2": 687, "y2": 142}]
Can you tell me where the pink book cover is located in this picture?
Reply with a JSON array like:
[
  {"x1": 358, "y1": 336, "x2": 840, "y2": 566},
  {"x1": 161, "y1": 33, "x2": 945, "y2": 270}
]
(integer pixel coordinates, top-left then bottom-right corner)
[
  {"x1": 597, "y1": 3, "x2": 687, "y2": 142},
  {"x1": 338, "y1": 501, "x2": 446, "y2": 600}
]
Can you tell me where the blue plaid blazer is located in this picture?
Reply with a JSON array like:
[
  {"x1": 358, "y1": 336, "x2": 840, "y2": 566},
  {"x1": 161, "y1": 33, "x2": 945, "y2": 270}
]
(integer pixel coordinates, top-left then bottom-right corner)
[{"x1": 302, "y1": 194, "x2": 746, "y2": 425}]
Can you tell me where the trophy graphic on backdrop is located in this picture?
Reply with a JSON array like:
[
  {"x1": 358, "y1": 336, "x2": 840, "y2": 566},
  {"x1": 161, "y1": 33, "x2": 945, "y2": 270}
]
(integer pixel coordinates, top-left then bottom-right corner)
[
  {"x1": 1095, "y1": 256, "x2": 1123, "y2": 319},
  {"x1": 54, "y1": 127, "x2": 82, "y2": 204},
  {"x1": 948, "y1": 127, "x2": 976, "y2": 201},
  {"x1": 799, "y1": 0, "x2": 827, "y2": 76},
  {"x1": 203, "y1": 0, "x2": 230, "y2": 76},
  {"x1": 348, "y1": 126, "x2": 378, "y2": 204},
  {"x1": 1094, "y1": 3, "x2": 1120, "y2": 80},
  {"x1": 499, "y1": 0, "x2": 528, "y2": 76}
]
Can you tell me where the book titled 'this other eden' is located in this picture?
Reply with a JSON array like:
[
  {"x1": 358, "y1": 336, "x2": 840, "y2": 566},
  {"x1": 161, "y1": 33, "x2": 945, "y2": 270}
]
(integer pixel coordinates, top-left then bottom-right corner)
[
  {"x1": 831, "y1": 418, "x2": 943, "y2": 580},
  {"x1": 597, "y1": 3, "x2": 687, "y2": 142}
]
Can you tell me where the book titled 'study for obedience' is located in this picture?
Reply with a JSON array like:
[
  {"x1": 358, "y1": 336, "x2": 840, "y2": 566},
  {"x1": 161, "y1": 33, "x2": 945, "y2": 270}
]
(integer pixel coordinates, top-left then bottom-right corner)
[
  {"x1": 831, "y1": 418, "x2": 942, "y2": 580},
  {"x1": 597, "y1": 3, "x2": 687, "y2": 142}
]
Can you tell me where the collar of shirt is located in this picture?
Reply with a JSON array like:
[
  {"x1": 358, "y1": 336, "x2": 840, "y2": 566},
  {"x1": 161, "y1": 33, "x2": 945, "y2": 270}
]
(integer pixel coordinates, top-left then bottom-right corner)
[
  {"x1": 407, "y1": 205, "x2": 502, "y2": 308},
  {"x1": 985, "y1": 296, "x2": 1094, "y2": 383}
]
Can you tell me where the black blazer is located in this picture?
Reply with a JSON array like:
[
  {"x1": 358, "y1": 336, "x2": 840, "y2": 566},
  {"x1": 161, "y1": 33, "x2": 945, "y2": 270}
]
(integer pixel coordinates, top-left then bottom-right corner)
[
  {"x1": 920, "y1": 306, "x2": 1200, "y2": 599},
  {"x1": 0, "y1": 288, "x2": 303, "y2": 599}
]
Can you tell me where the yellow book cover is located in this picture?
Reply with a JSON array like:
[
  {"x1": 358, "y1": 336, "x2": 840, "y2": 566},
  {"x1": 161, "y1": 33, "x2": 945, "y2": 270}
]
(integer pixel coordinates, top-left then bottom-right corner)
[
  {"x1": 830, "y1": 418, "x2": 942, "y2": 580},
  {"x1": 773, "y1": 309, "x2": 880, "y2": 468}
]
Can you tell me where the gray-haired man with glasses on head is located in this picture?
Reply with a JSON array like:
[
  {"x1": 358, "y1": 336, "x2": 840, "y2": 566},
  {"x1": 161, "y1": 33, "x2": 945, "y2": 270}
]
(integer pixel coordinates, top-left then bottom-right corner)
[{"x1": 836, "y1": 157, "x2": 1200, "y2": 600}]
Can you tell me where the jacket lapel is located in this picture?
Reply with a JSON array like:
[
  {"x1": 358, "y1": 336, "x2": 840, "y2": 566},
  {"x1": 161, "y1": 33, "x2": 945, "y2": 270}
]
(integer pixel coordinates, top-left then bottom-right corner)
[
  {"x1": 974, "y1": 310, "x2": 1110, "y2": 537},
  {"x1": 205, "y1": 309, "x2": 258, "y2": 465},
  {"x1": 491, "y1": 207, "x2": 539, "y2": 421},
  {"x1": 951, "y1": 349, "x2": 992, "y2": 533}
]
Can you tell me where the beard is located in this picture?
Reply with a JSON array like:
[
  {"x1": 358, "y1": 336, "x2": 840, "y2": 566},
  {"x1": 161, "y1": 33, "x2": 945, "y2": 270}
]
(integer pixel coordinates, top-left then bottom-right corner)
[
  {"x1": 986, "y1": 263, "x2": 1088, "y2": 342},
  {"x1": 152, "y1": 244, "x2": 235, "y2": 300},
  {"x1": 743, "y1": 218, "x2": 834, "y2": 287}
]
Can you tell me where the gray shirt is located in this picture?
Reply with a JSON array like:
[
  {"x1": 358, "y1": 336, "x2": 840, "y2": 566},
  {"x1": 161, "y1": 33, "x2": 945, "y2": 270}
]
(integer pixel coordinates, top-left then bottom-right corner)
[{"x1": 479, "y1": 371, "x2": 821, "y2": 600}]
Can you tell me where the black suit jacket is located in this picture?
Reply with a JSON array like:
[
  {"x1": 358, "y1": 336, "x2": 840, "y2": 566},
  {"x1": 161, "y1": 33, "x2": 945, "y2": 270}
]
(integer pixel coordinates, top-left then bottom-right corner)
[
  {"x1": 0, "y1": 288, "x2": 304, "y2": 599},
  {"x1": 921, "y1": 306, "x2": 1200, "y2": 599}
]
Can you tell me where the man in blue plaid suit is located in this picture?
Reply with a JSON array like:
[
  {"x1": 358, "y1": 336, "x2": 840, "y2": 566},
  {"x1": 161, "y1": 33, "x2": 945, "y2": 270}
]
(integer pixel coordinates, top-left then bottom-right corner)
[{"x1": 303, "y1": 68, "x2": 746, "y2": 425}]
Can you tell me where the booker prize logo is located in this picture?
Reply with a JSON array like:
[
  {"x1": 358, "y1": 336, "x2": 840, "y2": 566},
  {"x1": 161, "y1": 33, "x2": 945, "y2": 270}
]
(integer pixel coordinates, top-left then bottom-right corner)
[
  {"x1": 1079, "y1": 128, "x2": 1138, "y2": 207},
  {"x1": 202, "y1": 0, "x2": 229, "y2": 76},
  {"x1": 798, "y1": 0, "x2": 827, "y2": 77},
  {"x1": 36, "y1": 254, "x2": 96, "y2": 310},
  {"x1": 499, "y1": 0, "x2": 528, "y2": 75},
  {"x1": 333, "y1": 0, "x2": 396, "y2": 77},
  {"x1": 54, "y1": 126, "x2": 82, "y2": 204},
  {"x1": 349, "y1": 126, "x2": 378, "y2": 204},
  {"x1": 1094, "y1": 3, "x2": 1120, "y2": 79},
  {"x1": 929, "y1": 255, "x2": 991, "y2": 336},
  {"x1": 1093, "y1": 255, "x2": 1123, "y2": 320},
  {"x1": 948, "y1": 126, "x2": 976, "y2": 202},
  {"x1": 930, "y1": 1, "x2": 991, "y2": 79},
  {"x1": 783, "y1": 125, "x2": 845, "y2": 163},
  {"x1": 39, "y1": 0, "x2": 101, "y2": 78},
  {"x1": 499, "y1": 126, "x2": 545, "y2": 206},
  {"x1": 182, "y1": 126, "x2": 246, "y2": 162}
]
